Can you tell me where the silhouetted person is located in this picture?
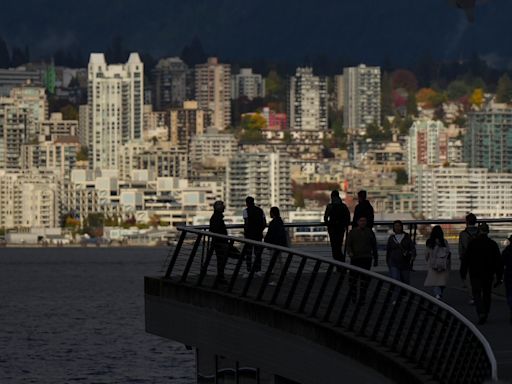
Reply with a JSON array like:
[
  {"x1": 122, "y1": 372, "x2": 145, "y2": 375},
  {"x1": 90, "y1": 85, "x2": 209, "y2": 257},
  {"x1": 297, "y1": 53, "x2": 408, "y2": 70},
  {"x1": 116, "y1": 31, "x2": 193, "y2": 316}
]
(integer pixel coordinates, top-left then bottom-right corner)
[
  {"x1": 386, "y1": 220, "x2": 416, "y2": 285},
  {"x1": 459, "y1": 213, "x2": 478, "y2": 304},
  {"x1": 264, "y1": 207, "x2": 288, "y2": 281},
  {"x1": 466, "y1": 223, "x2": 503, "y2": 325},
  {"x1": 209, "y1": 200, "x2": 228, "y2": 284},
  {"x1": 352, "y1": 190, "x2": 374, "y2": 229},
  {"x1": 324, "y1": 190, "x2": 350, "y2": 265},
  {"x1": 424, "y1": 225, "x2": 451, "y2": 300},
  {"x1": 502, "y1": 235, "x2": 512, "y2": 324},
  {"x1": 242, "y1": 196, "x2": 266, "y2": 273},
  {"x1": 346, "y1": 217, "x2": 378, "y2": 305}
]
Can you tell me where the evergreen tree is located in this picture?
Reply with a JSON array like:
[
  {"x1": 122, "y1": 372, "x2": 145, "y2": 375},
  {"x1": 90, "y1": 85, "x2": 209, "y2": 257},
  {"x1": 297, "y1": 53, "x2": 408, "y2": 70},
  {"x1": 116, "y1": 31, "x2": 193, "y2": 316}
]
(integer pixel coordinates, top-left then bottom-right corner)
[
  {"x1": 406, "y1": 92, "x2": 418, "y2": 117},
  {"x1": 496, "y1": 74, "x2": 512, "y2": 103},
  {"x1": 0, "y1": 36, "x2": 10, "y2": 68},
  {"x1": 381, "y1": 72, "x2": 393, "y2": 121},
  {"x1": 180, "y1": 36, "x2": 206, "y2": 67},
  {"x1": 10, "y1": 46, "x2": 28, "y2": 67}
]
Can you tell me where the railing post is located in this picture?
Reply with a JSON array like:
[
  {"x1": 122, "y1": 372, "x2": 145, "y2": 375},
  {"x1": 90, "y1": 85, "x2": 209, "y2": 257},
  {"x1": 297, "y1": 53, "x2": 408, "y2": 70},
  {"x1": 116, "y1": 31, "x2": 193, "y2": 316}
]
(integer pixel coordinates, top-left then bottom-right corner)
[
  {"x1": 310, "y1": 264, "x2": 334, "y2": 318},
  {"x1": 269, "y1": 252, "x2": 294, "y2": 305},
  {"x1": 180, "y1": 234, "x2": 203, "y2": 283},
  {"x1": 164, "y1": 231, "x2": 186, "y2": 278},
  {"x1": 283, "y1": 257, "x2": 307, "y2": 309}
]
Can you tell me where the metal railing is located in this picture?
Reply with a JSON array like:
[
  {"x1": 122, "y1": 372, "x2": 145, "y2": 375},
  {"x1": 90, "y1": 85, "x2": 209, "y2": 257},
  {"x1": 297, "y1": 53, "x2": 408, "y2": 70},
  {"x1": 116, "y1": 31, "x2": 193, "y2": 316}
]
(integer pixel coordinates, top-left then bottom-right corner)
[{"x1": 162, "y1": 219, "x2": 506, "y2": 384}]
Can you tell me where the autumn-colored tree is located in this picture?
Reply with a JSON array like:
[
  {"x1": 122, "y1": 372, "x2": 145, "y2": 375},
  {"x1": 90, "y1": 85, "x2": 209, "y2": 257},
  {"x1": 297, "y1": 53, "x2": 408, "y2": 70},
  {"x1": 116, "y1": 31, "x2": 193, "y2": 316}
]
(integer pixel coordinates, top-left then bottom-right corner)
[
  {"x1": 469, "y1": 88, "x2": 484, "y2": 107},
  {"x1": 241, "y1": 113, "x2": 267, "y2": 130},
  {"x1": 149, "y1": 214, "x2": 160, "y2": 228},
  {"x1": 391, "y1": 69, "x2": 418, "y2": 92},
  {"x1": 416, "y1": 88, "x2": 437, "y2": 108}
]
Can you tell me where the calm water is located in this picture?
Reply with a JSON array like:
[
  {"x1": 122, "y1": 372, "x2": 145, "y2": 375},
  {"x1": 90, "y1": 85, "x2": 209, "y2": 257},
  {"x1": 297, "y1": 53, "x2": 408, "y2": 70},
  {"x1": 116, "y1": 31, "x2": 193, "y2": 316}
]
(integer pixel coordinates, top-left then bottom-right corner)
[{"x1": 0, "y1": 248, "x2": 196, "y2": 384}]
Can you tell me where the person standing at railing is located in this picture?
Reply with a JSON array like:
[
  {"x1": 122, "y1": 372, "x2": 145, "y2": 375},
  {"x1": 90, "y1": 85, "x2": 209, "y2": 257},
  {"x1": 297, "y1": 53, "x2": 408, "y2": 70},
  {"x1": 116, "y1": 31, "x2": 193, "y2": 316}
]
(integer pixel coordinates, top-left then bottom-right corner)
[
  {"x1": 209, "y1": 200, "x2": 228, "y2": 284},
  {"x1": 386, "y1": 220, "x2": 416, "y2": 285},
  {"x1": 264, "y1": 207, "x2": 288, "y2": 283},
  {"x1": 458, "y1": 213, "x2": 479, "y2": 304},
  {"x1": 352, "y1": 190, "x2": 374, "y2": 229},
  {"x1": 466, "y1": 223, "x2": 503, "y2": 325},
  {"x1": 424, "y1": 225, "x2": 451, "y2": 300},
  {"x1": 346, "y1": 216, "x2": 378, "y2": 305},
  {"x1": 242, "y1": 196, "x2": 267, "y2": 275},
  {"x1": 502, "y1": 235, "x2": 512, "y2": 324},
  {"x1": 324, "y1": 190, "x2": 351, "y2": 266}
]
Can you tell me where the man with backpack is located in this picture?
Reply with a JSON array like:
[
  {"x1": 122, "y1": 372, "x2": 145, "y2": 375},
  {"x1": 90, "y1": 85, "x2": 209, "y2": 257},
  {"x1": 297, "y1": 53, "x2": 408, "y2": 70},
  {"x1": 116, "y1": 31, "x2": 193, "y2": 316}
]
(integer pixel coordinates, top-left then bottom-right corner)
[
  {"x1": 466, "y1": 223, "x2": 504, "y2": 325},
  {"x1": 242, "y1": 196, "x2": 267, "y2": 274},
  {"x1": 458, "y1": 213, "x2": 479, "y2": 304},
  {"x1": 324, "y1": 190, "x2": 351, "y2": 264}
]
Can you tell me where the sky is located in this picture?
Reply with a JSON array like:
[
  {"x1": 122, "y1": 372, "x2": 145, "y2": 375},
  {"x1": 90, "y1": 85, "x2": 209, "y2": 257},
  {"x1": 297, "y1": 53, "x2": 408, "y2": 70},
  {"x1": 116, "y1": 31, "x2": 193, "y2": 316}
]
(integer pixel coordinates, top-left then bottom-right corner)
[{"x1": 1, "y1": 0, "x2": 512, "y2": 67}]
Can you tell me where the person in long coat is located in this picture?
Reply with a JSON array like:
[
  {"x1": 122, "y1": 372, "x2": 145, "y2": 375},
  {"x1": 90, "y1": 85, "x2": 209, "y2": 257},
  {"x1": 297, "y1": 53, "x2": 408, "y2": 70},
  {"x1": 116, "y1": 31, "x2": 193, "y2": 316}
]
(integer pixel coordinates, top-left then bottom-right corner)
[{"x1": 424, "y1": 225, "x2": 451, "y2": 300}]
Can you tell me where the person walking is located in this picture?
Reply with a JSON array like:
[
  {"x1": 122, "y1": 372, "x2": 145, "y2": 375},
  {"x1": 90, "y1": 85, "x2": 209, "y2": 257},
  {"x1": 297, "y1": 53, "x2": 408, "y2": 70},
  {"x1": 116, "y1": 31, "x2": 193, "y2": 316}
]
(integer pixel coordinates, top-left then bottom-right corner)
[
  {"x1": 502, "y1": 235, "x2": 512, "y2": 324},
  {"x1": 346, "y1": 217, "x2": 378, "y2": 304},
  {"x1": 352, "y1": 190, "x2": 374, "y2": 229},
  {"x1": 324, "y1": 190, "x2": 351, "y2": 265},
  {"x1": 386, "y1": 220, "x2": 416, "y2": 285},
  {"x1": 424, "y1": 225, "x2": 451, "y2": 300},
  {"x1": 242, "y1": 196, "x2": 266, "y2": 274},
  {"x1": 458, "y1": 213, "x2": 479, "y2": 304},
  {"x1": 466, "y1": 223, "x2": 504, "y2": 325},
  {"x1": 209, "y1": 200, "x2": 228, "y2": 284},
  {"x1": 264, "y1": 207, "x2": 288, "y2": 282}
]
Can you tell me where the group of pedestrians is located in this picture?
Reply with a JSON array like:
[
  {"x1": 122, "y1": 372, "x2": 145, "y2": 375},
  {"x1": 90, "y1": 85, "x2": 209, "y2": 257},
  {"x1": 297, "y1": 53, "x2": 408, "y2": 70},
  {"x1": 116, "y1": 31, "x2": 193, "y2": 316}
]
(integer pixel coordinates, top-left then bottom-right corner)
[
  {"x1": 208, "y1": 193, "x2": 512, "y2": 325},
  {"x1": 209, "y1": 196, "x2": 288, "y2": 283}
]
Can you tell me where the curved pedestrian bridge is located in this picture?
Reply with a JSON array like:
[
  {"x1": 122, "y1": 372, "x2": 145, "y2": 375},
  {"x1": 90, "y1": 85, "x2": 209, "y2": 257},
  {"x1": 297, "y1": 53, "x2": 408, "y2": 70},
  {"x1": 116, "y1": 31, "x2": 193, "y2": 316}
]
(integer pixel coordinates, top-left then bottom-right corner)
[{"x1": 145, "y1": 220, "x2": 507, "y2": 384}]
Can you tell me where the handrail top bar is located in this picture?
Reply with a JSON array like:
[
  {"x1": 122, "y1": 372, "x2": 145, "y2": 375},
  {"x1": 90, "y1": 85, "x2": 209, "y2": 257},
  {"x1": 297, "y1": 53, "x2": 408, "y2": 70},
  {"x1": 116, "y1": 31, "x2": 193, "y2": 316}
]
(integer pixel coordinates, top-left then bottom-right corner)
[
  {"x1": 187, "y1": 217, "x2": 512, "y2": 231},
  {"x1": 175, "y1": 225, "x2": 497, "y2": 379}
]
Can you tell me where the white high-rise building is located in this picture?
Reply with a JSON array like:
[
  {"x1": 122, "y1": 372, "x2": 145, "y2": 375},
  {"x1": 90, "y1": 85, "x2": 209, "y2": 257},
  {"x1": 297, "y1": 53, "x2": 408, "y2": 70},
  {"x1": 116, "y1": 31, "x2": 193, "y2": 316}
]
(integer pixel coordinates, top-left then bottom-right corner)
[
  {"x1": 407, "y1": 119, "x2": 448, "y2": 182},
  {"x1": 343, "y1": 64, "x2": 381, "y2": 133},
  {"x1": 195, "y1": 57, "x2": 231, "y2": 130},
  {"x1": 87, "y1": 53, "x2": 144, "y2": 169},
  {"x1": 231, "y1": 68, "x2": 265, "y2": 100},
  {"x1": 416, "y1": 165, "x2": 512, "y2": 219},
  {"x1": 287, "y1": 67, "x2": 327, "y2": 131},
  {"x1": 226, "y1": 152, "x2": 292, "y2": 212},
  {"x1": 0, "y1": 170, "x2": 60, "y2": 229}
]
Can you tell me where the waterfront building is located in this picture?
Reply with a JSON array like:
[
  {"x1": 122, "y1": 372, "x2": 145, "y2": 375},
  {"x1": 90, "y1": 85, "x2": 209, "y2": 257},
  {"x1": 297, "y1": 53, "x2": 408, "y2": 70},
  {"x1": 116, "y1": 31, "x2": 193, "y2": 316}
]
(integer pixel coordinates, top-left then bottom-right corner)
[{"x1": 416, "y1": 164, "x2": 512, "y2": 219}]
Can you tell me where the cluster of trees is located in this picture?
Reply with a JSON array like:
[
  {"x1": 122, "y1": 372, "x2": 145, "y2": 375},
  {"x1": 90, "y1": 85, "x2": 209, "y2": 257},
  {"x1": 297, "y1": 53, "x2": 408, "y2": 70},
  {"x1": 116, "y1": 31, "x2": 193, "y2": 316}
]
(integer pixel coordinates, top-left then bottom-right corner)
[
  {"x1": 0, "y1": 36, "x2": 30, "y2": 68},
  {"x1": 62, "y1": 212, "x2": 166, "y2": 237}
]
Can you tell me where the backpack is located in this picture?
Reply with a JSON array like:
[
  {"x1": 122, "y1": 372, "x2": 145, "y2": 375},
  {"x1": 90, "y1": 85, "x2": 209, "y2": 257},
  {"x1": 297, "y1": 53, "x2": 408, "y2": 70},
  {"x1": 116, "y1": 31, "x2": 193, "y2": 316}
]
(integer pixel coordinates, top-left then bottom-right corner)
[{"x1": 431, "y1": 244, "x2": 450, "y2": 272}]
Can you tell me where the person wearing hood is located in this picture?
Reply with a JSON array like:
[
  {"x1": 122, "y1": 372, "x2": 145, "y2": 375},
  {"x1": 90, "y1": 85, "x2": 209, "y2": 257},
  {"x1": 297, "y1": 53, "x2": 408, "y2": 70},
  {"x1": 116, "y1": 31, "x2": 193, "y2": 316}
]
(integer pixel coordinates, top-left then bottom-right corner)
[
  {"x1": 458, "y1": 213, "x2": 479, "y2": 304},
  {"x1": 324, "y1": 190, "x2": 351, "y2": 265}
]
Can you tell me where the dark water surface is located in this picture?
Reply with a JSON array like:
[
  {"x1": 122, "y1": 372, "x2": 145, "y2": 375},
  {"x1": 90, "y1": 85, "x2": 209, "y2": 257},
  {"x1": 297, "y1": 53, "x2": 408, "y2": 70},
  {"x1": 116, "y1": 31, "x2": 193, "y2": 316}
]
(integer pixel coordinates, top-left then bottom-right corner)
[{"x1": 0, "y1": 247, "x2": 195, "y2": 384}]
